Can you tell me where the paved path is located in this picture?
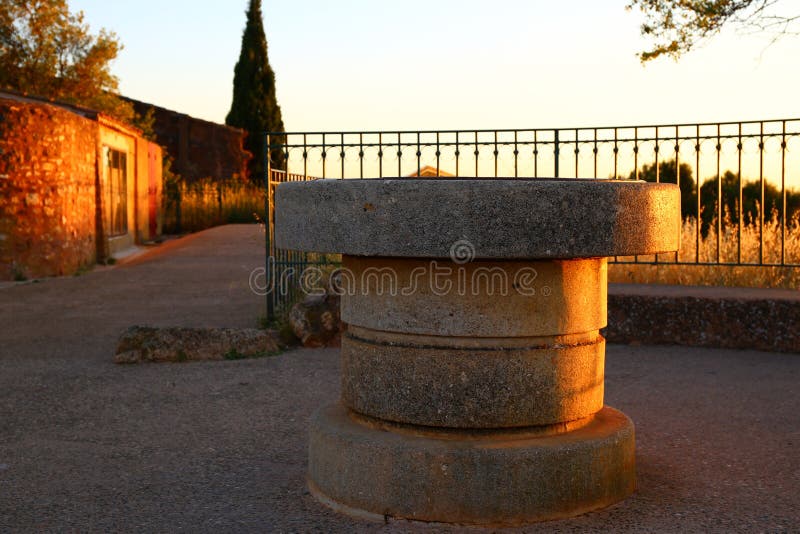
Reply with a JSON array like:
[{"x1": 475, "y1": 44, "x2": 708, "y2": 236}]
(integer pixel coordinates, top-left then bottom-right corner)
[{"x1": 1, "y1": 225, "x2": 799, "y2": 532}]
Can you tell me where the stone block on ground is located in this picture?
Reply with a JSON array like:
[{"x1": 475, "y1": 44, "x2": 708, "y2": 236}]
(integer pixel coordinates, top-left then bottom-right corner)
[
  {"x1": 114, "y1": 326, "x2": 281, "y2": 364},
  {"x1": 289, "y1": 292, "x2": 344, "y2": 348}
]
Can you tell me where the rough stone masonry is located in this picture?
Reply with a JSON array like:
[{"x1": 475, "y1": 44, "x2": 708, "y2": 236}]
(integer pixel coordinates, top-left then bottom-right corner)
[{"x1": 275, "y1": 178, "x2": 680, "y2": 525}]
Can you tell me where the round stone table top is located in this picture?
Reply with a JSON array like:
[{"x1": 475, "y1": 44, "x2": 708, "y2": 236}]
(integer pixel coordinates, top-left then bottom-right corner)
[{"x1": 275, "y1": 178, "x2": 680, "y2": 259}]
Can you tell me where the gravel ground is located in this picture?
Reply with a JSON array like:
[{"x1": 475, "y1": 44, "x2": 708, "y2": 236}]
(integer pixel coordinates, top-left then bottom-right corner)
[{"x1": 1, "y1": 225, "x2": 799, "y2": 532}]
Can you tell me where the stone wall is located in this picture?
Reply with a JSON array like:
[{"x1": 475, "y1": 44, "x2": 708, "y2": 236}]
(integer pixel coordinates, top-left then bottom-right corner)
[
  {"x1": 606, "y1": 283, "x2": 800, "y2": 353},
  {"x1": 126, "y1": 98, "x2": 249, "y2": 183},
  {"x1": 0, "y1": 99, "x2": 98, "y2": 280}
]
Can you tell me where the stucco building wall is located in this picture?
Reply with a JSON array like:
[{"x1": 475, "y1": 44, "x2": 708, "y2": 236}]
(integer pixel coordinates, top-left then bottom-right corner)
[{"x1": 0, "y1": 94, "x2": 163, "y2": 280}]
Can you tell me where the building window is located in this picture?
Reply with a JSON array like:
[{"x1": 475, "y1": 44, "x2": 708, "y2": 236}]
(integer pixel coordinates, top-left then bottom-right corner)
[{"x1": 105, "y1": 147, "x2": 127, "y2": 236}]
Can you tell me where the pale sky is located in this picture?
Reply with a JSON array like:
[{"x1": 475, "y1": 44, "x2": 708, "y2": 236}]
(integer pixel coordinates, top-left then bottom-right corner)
[{"x1": 70, "y1": 0, "x2": 800, "y2": 131}]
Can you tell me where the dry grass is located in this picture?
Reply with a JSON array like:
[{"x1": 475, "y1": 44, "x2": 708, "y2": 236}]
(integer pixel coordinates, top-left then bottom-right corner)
[
  {"x1": 163, "y1": 180, "x2": 265, "y2": 234},
  {"x1": 609, "y1": 212, "x2": 800, "y2": 289},
  {"x1": 160, "y1": 179, "x2": 800, "y2": 289}
]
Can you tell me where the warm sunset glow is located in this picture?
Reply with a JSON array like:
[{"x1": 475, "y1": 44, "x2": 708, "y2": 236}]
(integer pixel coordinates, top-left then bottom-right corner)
[{"x1": 70, "y1": 0, "x2": 800, "y2": 131}]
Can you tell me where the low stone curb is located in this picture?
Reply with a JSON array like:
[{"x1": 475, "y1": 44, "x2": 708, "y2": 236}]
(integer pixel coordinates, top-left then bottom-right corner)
[
  {"x1": 607, "y1": 284, "x2": 800, "y2": 353},
  {"x1": 114, "y1": 326, "x2": 282, "y2": 364}
]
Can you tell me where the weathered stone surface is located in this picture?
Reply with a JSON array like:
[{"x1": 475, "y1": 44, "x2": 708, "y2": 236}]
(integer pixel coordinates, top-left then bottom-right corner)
[
  {"x1": 275, "y1": 178, "x2": 681, "y2": 524},
  {"x1": 289, "y1": 292, "x2": 343, "y2": 348},
  {"x1": 606, "y1": 283, "x2": 800, "y2": 353},
  {"x1": 342, "y1": 327, "x2": 604, "y2": 428},
  {"x1": 114, "y1": 326, "x2": 280, "y2": 363},
  {"x1": 308, "y1": 403, "x2": 636, "y2": 526},
  {"x1": 0, "y1": 98, "x2": 98, "y2": 280},
  {"x1": 341, "y1": 256, "x2": 606, "y2": 337},
  {"x1": 275, "y1": 178, "x2": 680, "y2": 259}
]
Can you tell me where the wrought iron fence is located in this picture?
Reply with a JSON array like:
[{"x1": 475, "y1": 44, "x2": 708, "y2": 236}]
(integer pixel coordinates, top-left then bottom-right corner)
[
  {"x1": 263, "y1": 168, "x2": 328, "y2": 317},
  {"x1": 264, "y1": 119, "x2": 800, "y2": 317}
]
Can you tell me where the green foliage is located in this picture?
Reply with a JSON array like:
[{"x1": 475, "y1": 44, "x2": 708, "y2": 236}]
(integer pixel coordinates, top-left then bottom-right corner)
[
  {"x1": 258, "y1": 313, "x2": 299, "y2": 347},
  {"x1": 12, "y1": 267, "x2": 27, "y2": 282},
  {"x1": 161, "y1": 155, "x2": 183, "y2": 230},
  {"x1": 133, "y1": 106, "x2": 157, "y2": 142},
  {"x1": 72, "y1": 264, "x2": 92, "y2": 276},
  {"x1": 223, "y1": 348, "x2": 247, "y2": 360},
  {"x1": 627, "y1": 0, "x2": 799, "y2": 62},
  {"x1": 699, "y1": 170, "x2": 800, "y2": 236},
  {"x1": 0, "y1": 0, "x2": 141, "y2": 125},
  {"x1": 632, "y1": 159, "x2": 800, "y2": 238},
  {"x1": 223, "y1": 347, "x2": 281, "y2": 360},
  {"x1": 226, "y1": 0, "x2": 285, "y2": 182}
]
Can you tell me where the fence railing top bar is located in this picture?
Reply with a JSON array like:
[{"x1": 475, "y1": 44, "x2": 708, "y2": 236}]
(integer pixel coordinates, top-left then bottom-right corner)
[
  {"x1": 265, "y1": 118, "x2": 800, "y2": 138},
  {"x1": 269, "y1": 130, "x2": 800, "y2": 150}
]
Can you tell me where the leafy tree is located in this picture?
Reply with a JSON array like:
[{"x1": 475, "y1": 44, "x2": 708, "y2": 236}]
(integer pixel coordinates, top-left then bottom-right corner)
[
  {"x1": 632, "y1": 160, "x2": 800, "y2": 234},
  {"x1": 627, "y1": 0, "x2": 799, "y2": 61},
  {"x1": 0, "y1": 0, "x2": 137, "y2": 124},
  {"x1": 699, "y1": 171, "x2": 800, "y2": 235},
  {"x1": 226, "y1": 0, "x2": 285, "y2": 182},
  {"x1": 630, "y1": 159, "x2": 698, "y2": 220}
]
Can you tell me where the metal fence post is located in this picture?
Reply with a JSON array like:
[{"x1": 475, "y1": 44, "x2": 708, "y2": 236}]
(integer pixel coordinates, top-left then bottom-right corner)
[
  {"x1": 554, "y1": 129, "x2": 560, "y2": 178},
  {"x1": 264, "y1": 132, "x2": 274, "y2": 321}
]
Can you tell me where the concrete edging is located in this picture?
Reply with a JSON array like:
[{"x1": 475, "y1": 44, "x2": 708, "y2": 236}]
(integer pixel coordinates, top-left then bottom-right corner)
[{"x1": 607, "y1": 284, "x2": 800, "y2": 353}]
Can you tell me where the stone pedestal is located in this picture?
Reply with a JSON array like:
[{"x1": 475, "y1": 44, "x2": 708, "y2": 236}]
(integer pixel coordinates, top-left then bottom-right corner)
[{"x1": 275, "y1": 178, "x2": 680, "y2": 525}]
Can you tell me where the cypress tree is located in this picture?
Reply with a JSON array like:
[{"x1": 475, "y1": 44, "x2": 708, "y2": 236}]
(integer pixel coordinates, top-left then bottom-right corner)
[{"x1": 226, "y1": 0, "x2": 285, "y2": 181}]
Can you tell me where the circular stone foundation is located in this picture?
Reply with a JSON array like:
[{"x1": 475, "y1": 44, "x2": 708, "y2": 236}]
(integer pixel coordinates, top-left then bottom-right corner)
[{"x1": 308, "y1": 404, "x2": 636, "y2": 526}]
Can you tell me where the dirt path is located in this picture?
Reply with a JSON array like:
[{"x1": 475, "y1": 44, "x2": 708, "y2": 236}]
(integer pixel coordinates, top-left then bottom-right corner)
[{"x1": 1, "y1": 225, "x2": 798, "y2": 531}]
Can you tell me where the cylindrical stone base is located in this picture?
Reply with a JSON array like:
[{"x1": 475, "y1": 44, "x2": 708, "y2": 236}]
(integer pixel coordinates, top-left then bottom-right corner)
[
  {"x1": 342, "y1": 326, "x2": 605, "y2": 428},
  {"x1": 338, "y1": 256, "x2": 609, "y2": 429},
  {"x1": 308, "y1": 403, "x2": 636, "y2": 526},
  {"x1": 275, "y1": 179, "x2": 680, "y2": 524}
]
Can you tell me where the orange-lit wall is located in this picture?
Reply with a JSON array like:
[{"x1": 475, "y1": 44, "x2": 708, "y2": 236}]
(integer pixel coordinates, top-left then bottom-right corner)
[
  {"x1": 0, "y1": 97, "x2": 163, "y2": 280},
  {"x1": 134, "y1": 137, "x2": 163, "y2": 243},
  {"x1": 0, "y1": 99, "x2": 99, "y2": 280},
  {"x1": 126, "y1": 97, "x2": 248, "y2": 183},
  {"x1": 98, "y1": 119, "x2": 138, "y2": 255}
]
